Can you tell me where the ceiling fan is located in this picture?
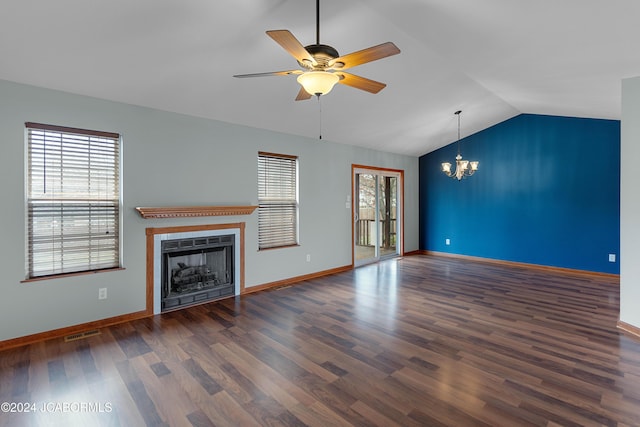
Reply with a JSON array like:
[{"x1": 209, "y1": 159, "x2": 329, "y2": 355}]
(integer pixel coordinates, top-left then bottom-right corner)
[{"x1": 233, "y1": 0, "x2": 401, "y2": 101}]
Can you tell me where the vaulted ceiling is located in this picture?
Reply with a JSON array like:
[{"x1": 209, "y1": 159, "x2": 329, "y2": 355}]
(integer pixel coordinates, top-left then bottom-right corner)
[{"x1": 1, "y1": 0, "x2": 638, "y2": 156}]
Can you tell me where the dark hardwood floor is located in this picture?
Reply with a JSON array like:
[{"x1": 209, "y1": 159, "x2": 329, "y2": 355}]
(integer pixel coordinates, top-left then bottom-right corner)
[{"x1": 1, "y1": 255, "x2": 639, "y2": 426}]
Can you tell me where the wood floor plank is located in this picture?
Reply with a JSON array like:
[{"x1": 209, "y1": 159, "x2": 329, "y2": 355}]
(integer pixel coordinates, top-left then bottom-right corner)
[
  {"x1": 2, "y1": 255, "x2": 640, "y2": 426},
  {"x1": 349, "y1": 400, "x2": 406, "y2": 427},
  {"x1": 330, "y1": 375, "x2": 421, "y2": 423},
  {"x1": 116, "y1": 359, "x2": 167, "y2": 426},
  {"x1": 213, "y1": 339, "x2": 315, "y2": 409},
  {"x1": 130, "y1": 355, "x2": 199, "y2": 427}
]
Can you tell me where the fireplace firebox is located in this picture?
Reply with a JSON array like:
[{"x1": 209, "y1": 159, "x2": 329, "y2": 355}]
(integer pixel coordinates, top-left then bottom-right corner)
[{"x1": 161, "y1": 234, "x2": 234, "y2": 311}]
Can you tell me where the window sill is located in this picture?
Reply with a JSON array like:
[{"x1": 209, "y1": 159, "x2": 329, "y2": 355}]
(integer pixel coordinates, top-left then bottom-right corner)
[
  {"x1": 21, "y1": 267, "x2": 126, "y2": 283},
  {"x1": 258, "y1": 244, "x2": 300, "y2": 252}
]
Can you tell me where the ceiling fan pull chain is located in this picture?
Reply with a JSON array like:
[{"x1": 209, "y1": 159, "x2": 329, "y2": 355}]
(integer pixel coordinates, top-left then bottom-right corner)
[{"x1": 317, "y1": 94, "x2": 324, "y2": 140}]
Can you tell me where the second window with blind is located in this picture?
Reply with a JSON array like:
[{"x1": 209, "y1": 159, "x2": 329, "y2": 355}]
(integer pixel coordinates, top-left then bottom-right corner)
[{"x1": 257, "y1": 152, "x2": 299, "y2": 250}]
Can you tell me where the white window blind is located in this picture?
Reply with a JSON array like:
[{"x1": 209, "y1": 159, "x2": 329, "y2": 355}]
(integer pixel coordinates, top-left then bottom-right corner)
[
  {"x1": 258, "y1": 152, "x2": 298, "y2": 250},
  {"x1": 26, "y1": 122, "x2": 121, "y2": 278}
]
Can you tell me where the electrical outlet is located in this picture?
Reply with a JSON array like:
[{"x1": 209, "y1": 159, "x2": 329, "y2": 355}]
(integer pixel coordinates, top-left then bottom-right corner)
[
  {"x1": 98, "y1": 288, "x2": 107, "y2": 300},
  {"x1": 445, "y1": 238, "x2": 450, "y2": 245},
  {"x1": 306, "y1": 254, "x2": 311, "y2": 262},
  {"x1": 609, "y1": 254, "x2": 616, "y2": 263}
]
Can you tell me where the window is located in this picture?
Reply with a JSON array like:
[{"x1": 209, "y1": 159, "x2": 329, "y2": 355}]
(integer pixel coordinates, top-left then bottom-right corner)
[
  {"x1": 257, "y1": 152, "x2": 298, "y2": 250},
  {"x1": 26, "y1": 122, "x2": 121, "y2": 278}
]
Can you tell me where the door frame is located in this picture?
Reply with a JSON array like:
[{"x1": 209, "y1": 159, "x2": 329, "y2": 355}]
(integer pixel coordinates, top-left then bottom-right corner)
[{"x1": 351, "y1": 164, "x2": 404, "y2": 266}]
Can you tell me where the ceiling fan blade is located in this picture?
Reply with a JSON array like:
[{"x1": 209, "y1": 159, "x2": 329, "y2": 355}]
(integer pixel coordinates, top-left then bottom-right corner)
[
  {"x1": 233, "y1": 70, "x2": 302, "y2": 78},
  {"x1": 295, "y1": 86, "x2": 313, "y2": 101},
  {"x1": 266, "y1": 30, "x2": 317, "y2": 66},
  {"x1": 329, "y1": 42, "x2": 400, "y2": 70},
  {"x1": 336, "y1": 72, "x2": 387, "y2": 94}
]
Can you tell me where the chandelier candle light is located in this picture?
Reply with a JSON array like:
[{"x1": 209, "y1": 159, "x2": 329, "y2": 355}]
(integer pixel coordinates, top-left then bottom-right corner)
[{"x1": 441, "y1": 110, "x2": 479, "y2": 180}]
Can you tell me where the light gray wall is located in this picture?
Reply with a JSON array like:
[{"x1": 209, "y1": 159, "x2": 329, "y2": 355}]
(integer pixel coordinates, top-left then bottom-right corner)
[
  {"x1": 621, "y1": 76, "x2": 640, "y2": 329},
  {"x1": 0, "y1": 79, "x2": 419, "y2": 341}
]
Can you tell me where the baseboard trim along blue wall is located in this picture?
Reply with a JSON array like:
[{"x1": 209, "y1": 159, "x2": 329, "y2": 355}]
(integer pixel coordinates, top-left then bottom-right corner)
[{"x1": 419, "y1": 114, "x2": 620, "y2": 274}]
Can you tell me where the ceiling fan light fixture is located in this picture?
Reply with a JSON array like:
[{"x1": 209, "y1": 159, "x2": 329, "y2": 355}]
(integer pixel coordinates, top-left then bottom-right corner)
[
  {"x1": 297, "y1": 71, "x2": 339, "y2": 96},
  {"x1": 233, "y1": 0, "x2": 400, "y2": 100}
]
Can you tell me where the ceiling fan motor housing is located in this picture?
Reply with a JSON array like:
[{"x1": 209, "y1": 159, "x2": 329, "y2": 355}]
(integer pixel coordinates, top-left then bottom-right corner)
[{"x1": 299, "y1": 44, "x2": 340, "y2": 69}]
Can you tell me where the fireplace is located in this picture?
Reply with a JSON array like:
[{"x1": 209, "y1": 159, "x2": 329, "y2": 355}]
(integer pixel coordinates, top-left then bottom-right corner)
[
  {"x1": 161, "y1": 234, "x2": 235, "y2": 310},
  {"x1": 147, "y1": 224, "x2": 243, "y2": 314}
]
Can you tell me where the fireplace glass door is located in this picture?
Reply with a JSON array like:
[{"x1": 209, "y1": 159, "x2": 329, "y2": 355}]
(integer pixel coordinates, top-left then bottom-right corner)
[{"x1": 161, "y1": 235, "x2": 234, "y2": 310}]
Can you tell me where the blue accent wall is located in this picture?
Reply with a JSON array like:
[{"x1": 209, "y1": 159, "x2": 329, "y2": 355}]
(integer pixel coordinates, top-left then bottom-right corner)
[{"x1": 419, "y1": 114, "x2": 620, "y2": 274}]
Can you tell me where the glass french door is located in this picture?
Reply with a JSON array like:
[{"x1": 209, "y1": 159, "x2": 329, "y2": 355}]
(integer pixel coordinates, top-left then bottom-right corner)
[{"x1": 353, "y1": 167, "x2": 402, "y2": 266}]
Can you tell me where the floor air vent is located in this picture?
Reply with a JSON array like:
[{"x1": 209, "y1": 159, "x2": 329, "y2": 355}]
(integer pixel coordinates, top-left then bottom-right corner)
[{"x1": 64, "y1": 329, "x2": 101, "y2": 342}]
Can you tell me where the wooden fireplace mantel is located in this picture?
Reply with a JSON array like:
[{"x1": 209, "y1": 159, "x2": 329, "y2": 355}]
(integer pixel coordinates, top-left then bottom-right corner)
[{"x1": 135, "y1": 205, "x2": 257, "y2": 219}]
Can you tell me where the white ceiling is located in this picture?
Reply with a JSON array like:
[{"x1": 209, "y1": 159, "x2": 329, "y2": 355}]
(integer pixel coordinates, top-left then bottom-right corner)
[{"x1": 1, "y1": 0, "x2": 638, "y2": 156}]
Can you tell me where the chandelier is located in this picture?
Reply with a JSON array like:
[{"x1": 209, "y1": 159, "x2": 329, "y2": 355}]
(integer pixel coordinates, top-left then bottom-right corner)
[{"x1": 441, "y1": 110, "x2": 479, "y2": 180}]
